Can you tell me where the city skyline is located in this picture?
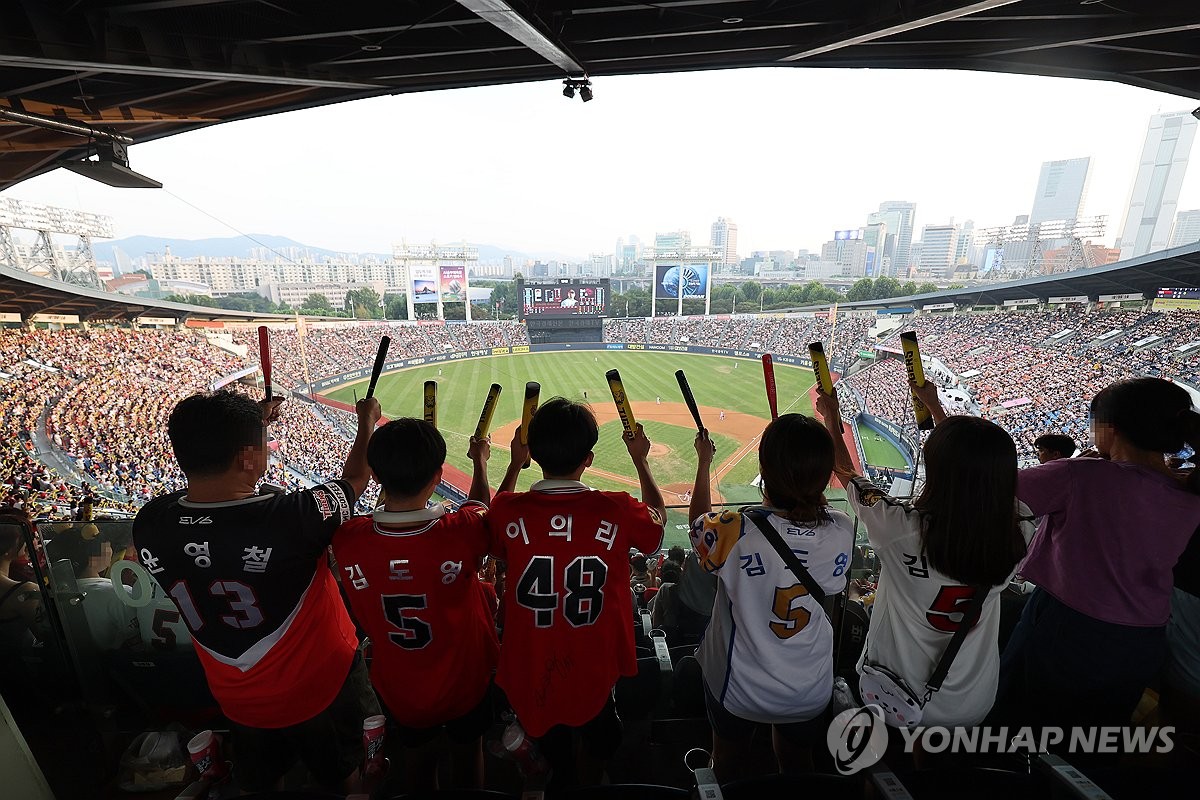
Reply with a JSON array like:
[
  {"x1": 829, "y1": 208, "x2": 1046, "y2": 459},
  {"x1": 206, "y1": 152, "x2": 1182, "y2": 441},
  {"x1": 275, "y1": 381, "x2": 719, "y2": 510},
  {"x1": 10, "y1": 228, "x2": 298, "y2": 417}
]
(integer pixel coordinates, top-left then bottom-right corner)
[{"x1": 6, "y1": 69, "x2": 1200, "y2": 261}]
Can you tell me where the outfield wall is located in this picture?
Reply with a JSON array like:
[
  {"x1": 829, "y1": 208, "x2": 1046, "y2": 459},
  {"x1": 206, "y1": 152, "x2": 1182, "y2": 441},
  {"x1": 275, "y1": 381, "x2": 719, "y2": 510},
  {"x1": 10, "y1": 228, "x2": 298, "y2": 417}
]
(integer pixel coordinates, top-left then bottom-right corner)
[{"x1": 299, "y1": 342, "x2": 815, "y2": 395}]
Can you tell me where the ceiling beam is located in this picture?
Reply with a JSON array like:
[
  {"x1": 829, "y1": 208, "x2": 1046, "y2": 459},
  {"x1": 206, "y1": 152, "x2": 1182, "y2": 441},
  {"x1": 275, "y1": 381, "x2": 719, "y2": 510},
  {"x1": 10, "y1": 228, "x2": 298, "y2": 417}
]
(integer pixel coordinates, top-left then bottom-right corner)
[
  {"x1": 259, "y1": 18, "x2": 488, "y2": 44},
  {"x1": 454, "y1": 0, "x2": 585, "y2": 74},
  {"x1": 984, "y1": 21, "x2": 1200, "y2": 57},
  {"x1": 0, "y1": 54, "x2": 386, "y2": 90},
  {"x1": 778, "y1": 0, "x2": 1022, "y2": 62}
]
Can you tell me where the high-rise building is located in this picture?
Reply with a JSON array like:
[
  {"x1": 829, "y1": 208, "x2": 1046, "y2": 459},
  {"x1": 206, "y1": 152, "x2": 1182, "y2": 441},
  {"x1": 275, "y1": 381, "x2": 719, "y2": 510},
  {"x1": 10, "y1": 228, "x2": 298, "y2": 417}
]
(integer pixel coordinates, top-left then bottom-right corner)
[
  {"x1": 1170, "y1": 209, "x2": 1200, "y2": 248},
  {"x1": 862, "y1": 222, "x2": 888, "y2": 277},
  {"x1": 918, "y1": 223, "x2": 959, "y2": 279},
  {"x1": 655, "y1": 230, "x2": 691, "y2": 254},
  {"x1": 866, "y1": 209, "x2": 901, "y2": 274},
  {"x1": 710, "y1": 217, "x2": 739, "y2": 270},
  {"x1": 877, "y1": 201, "x2": 917, "y2": 277},
  {"x1": 1118, "y1": 111, "x2": 1198, "y2": 260},
  {"x1": 954, "y1": 220, "x2": 975, "y2": 264},
  {"x1": 1029, "y1": 157, "x2": 1092, "y2": 224}
]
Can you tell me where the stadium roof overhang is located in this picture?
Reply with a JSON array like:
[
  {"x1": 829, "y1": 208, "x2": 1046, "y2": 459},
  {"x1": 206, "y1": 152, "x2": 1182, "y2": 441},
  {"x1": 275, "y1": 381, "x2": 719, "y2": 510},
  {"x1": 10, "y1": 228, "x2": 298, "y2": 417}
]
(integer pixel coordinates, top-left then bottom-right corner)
[
  {"x1": 821, "y1": 242, "x2": 1200, "y2": 311},
  {"x1": 0, "y1": 263, "x2": 325, "y2": 322},
  {"x1": 2, "y1": 1, "x2": 1200, "y2": 192}
]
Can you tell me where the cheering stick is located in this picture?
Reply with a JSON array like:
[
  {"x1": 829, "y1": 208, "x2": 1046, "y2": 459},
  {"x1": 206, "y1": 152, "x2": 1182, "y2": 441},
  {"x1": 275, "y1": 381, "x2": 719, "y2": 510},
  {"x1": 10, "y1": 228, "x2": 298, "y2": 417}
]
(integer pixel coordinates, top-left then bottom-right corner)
[
  {"x1": 474, "y1": 384, "x2": 503, "y2": 439},
  {"x1": 257, "y1": 326, "x2": 272, "y2": 401},
  {"x1": 605, "y1": 369, "x2": 637, "y2": 437},
  {"x1": 520, "y1": 382, "x2": 540, "y2": 469},
  {"x1": 423, "y1": 381, "x2": 437, "y2": 427},
  {"x1": 364, "y1": 335, "x2": 391, "y2": 400},
  {"x1": 761, "y1": 354, "x2": 779, "y2": 420},
  {"x1": 900, "y1": 332, "x2": 935, "y2": 431},
  {"x1": 808, "y1": 341, "x2": 843, "y2": 432},
  {"x1": 675, "y1": 370, "x2": 704, "y2": 431}
]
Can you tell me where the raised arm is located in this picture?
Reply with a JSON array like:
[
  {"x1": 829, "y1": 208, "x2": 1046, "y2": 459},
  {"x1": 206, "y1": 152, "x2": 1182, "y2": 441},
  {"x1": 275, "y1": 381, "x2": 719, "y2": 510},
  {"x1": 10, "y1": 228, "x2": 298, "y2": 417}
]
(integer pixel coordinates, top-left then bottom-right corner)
[
  {"x1": 626, "y1": 423, "x2": 667, "y2": 528},
  {"x1": 910, "y1": 379, "x2": 949, "y2": 425},
  {"x1": 815, "y1": 390, "x2": 860, "y2": 483},
  {"x1": 342, "y1": 397, "x2": 381, "y2": 502},
  {"x1": 690, "y1": 428, "x2": 716, "y2": 523},
  {"x1": 466, "y1": 436, "x2": 492, "y2": 504},
  {"x1": 497, "y1": 427, "x2": 528, "y2": 495}
]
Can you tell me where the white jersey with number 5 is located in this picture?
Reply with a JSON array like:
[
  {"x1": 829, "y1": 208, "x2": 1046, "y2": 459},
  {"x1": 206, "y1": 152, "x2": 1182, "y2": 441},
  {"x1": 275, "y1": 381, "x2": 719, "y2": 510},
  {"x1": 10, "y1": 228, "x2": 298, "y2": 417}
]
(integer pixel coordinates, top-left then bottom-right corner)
[
  {"x1": 848, "y1": 477, "x2": 1034, "y2": 727},
  {"x1": 691, "y1": 506, "x2": 854, "y2": 723}
]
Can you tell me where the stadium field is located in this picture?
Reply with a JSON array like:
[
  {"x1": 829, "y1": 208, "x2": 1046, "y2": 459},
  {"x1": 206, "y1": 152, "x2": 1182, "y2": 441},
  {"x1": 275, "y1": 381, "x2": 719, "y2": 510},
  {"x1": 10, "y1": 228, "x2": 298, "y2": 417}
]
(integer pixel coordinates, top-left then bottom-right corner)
[
  {"x1": 324, "y1": 350, "x2": 817, "y2": 547},
  {"x1": 858, "y1": 425, "x2": 909, "y2": 468}
]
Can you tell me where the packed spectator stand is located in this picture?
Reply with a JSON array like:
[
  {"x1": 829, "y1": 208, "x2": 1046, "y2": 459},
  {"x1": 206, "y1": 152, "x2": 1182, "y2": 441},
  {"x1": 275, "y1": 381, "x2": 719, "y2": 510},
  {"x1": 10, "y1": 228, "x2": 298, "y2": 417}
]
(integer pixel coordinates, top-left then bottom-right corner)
[{"x1": 3, "y1": 306, "x2": 1199, "y2": 800}]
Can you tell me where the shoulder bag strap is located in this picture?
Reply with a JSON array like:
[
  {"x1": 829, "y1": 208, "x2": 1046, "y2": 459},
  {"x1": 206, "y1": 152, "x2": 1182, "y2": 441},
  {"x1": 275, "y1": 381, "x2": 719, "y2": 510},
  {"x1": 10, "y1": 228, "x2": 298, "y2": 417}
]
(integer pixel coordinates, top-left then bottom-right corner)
[
  {"x1": 745, "y1": 511, "x2": 826, "y2": 605},
  {"x1": 923, "y1": 584, "x2": 990, "y2": 702}
]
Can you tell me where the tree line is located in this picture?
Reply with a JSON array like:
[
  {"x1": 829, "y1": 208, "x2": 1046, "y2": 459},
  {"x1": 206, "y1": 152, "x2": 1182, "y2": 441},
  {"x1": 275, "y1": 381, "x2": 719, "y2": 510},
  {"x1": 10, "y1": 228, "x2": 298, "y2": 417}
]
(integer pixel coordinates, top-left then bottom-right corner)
[{"x1": 164, "y1": 275, "x2": 944, "y2": 320}]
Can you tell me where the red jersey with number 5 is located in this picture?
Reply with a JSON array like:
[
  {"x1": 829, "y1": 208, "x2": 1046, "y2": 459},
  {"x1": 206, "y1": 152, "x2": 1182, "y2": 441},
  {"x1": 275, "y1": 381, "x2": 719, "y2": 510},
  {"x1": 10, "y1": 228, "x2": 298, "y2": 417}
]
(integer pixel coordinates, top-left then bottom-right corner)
[
  {"x1": 132, "y1": 481, "x2": 358, "y2": 728},
  {"x1": 488, "y1": 481, "x2": 663, "y2": 736},
  {"x1": 332, "y1": 502, "x2": 499, "y2": 729}
]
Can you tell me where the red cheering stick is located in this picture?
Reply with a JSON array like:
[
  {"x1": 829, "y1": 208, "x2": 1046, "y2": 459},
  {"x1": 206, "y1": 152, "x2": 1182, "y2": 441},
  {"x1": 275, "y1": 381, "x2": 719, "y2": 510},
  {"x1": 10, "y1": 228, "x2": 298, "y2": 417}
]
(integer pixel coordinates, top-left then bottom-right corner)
[
  {"x1": 762, "y1": 353, "x2": 779, "y2": 420},
  {"x1": 258, "y1": 326, "x2": 272, "y2": 401}
]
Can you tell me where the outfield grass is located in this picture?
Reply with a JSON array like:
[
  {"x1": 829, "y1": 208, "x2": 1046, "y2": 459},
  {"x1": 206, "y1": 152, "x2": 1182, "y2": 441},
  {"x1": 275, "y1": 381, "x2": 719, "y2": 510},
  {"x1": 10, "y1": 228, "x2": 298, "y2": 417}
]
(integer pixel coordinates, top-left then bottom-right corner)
[
  {"x1": 857, "y1": 422, "x2": 911, "y2": 468},
  {"x1": 326, "y1": 351, "x2": 817, "y2": 549}
]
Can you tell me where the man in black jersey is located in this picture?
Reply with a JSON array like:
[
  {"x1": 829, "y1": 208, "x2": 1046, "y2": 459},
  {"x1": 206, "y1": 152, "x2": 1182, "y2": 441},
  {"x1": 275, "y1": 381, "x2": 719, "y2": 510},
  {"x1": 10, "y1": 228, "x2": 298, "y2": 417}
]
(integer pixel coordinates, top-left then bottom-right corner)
[{"x1": 133, "y1": 390, "x2": 381, "y2": 793}]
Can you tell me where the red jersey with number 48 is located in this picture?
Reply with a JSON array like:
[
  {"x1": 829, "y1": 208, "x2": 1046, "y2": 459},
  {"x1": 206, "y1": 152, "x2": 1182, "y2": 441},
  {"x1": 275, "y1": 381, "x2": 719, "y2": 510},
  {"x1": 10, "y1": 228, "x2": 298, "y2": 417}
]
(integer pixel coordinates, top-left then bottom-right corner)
[
  {"x1": 332, "y1": 502, "x2": 499, "y2": 729},
  {"x1": 488, "y1": 481, "x2": 663, "y2": 736}
]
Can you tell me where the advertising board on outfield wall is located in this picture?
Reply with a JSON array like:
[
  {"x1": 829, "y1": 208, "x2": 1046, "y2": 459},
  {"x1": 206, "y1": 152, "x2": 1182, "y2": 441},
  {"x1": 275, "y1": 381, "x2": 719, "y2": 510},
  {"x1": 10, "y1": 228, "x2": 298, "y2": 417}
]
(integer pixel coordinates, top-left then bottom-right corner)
[{"x1": 301, "y1": 342, "x2": 814, "y2": 393}]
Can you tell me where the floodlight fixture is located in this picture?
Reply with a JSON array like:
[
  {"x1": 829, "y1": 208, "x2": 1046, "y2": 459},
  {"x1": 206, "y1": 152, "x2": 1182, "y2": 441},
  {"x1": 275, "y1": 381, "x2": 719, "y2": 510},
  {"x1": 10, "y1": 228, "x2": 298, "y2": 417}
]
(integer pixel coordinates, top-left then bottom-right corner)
[
  {"x1": 562, "y1": 77, "x2": 592, "y2": 103},
  {"x1": 60, "y1": 141, "x2": 163, "y2": 189},
  {"x1": 1193, "y1": 106, "x2": 1200, "y2": 121}
]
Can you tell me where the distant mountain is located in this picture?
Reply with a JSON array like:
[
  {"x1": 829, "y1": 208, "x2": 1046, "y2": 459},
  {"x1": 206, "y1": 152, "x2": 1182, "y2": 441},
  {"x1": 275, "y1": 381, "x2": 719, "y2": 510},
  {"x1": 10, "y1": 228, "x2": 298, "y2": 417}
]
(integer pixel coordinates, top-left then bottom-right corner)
[{"x1": 94, "y1": 234, "x2": 580, "y2": 267}]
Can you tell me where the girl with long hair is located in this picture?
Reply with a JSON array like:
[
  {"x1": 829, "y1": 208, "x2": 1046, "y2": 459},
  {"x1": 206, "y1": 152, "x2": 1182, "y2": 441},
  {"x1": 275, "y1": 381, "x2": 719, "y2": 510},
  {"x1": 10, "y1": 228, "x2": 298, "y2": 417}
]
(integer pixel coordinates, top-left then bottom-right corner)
[
  {"x1": 816, "y1": 386, "x2": 1033, "y2": 728},
  {"x1": 688, "y1": 414, "x2": 855, "y2": 780}
]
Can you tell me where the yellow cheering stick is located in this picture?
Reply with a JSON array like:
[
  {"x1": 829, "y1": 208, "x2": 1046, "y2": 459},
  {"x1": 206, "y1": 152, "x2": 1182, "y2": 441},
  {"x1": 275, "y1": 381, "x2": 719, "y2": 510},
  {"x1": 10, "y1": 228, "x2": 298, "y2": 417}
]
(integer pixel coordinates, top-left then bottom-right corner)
[
  {"x1": 605, "y1": 369, "x2": 637, "y2": 437},
  {"x1": 808, "y1": 341, "x2": 843, "y2": 432},
  {"x1": 423, "y1": 381, "x2": 437, "y2": 427},
  {"x1": 520, "y1": 382, "x2": 540, "y2": 469},
  {"x1": 474, "y1": 383, "x2": 503, "y2": 439},
  {"x1": 900, "y1": 332, "x2": 934, "y2": 431}
]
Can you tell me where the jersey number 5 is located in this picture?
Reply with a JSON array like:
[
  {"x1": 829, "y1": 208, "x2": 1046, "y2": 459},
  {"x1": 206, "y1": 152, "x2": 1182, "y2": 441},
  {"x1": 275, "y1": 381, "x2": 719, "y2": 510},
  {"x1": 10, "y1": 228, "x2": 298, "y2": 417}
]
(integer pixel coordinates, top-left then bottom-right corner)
[
  {"x1": 768, "y1": 584, "x2": 812, "y2": 640},
  {"x1": 515, "y1": 555, "x2": 608, "y2": 628},
  {"x1": 381, "y1": 594, "x2": 433, "y2": 650},
  {"x1": 926, "y1": 585, "x2": 983, "y2": 633}
]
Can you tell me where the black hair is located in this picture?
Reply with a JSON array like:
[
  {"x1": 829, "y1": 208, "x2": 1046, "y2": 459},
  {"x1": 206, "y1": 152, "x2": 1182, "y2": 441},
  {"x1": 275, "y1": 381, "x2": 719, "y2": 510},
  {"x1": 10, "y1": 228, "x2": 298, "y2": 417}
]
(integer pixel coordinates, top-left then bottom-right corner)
[
  {"x1": 168, "y1": 391, "x2": 265, "y2": 477},
  {"x1": 44, "y1": 526, "x2": 99, "y2": 576},
  {"x1": 630, "y1": 554, "x2": 648, "y2": 573},
  {"x1": 367, "y1": 418, "x2": 447, "y2": 497},
  {"x1": 528, "y1": 397, "x2": 598, "y2": 476},
  {"x1": 1090, "y1": 378, "x2": 1198, "y2": 454},
  {"x1": 1033, "y1": 434, "x2": 1076, "y2": 458},
  {"x1": 915, "y1": 416, "x2": 1027, "y2": 587},
  {"x1": 0, "y1": 508, "x2": 30, "y2": 557},
  {"x1": 758, "y1": 413, "x2": 834, "y2": 524},
  {"x1": 660, "y1": 561, "x2": 682, "y2": 584},
  {"x1": 667, "y1": 545, "x2": 686, "y2": 565}
]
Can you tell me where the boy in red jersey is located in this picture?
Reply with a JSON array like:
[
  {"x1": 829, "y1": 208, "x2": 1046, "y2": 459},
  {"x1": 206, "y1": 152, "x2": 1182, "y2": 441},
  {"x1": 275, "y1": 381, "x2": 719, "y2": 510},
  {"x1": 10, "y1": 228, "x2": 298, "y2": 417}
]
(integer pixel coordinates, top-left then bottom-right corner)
[
  {"x1": 332, "y1": 419, "x2": 525, "y2": 791},
  {"x1": 488, "y1": 397, "x2": 666, "y2": 787},
  {"x1": 133, "y1": 391, "x2": 381, "y2": 794}
]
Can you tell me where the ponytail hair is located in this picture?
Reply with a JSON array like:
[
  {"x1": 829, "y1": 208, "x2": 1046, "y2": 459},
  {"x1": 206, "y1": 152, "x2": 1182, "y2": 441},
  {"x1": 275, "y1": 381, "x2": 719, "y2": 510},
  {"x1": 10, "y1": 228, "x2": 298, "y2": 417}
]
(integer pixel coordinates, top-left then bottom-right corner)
[{"x1": 758, "y1": 413, "x2": 834, "y2": 525}]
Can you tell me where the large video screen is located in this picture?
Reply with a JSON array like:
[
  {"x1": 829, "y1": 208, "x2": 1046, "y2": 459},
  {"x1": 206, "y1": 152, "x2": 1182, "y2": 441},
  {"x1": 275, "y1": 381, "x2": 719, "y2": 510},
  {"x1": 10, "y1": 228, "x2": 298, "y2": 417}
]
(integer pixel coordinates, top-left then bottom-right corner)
[
  {"x1": 654, "y1": 264, "x2": 709, "y2": 300},
  {"x1": 522, "y1": 282, "x2": 607, "y2": 318},
  {"x1": 1155, "y1": 287, "x2": 1200, "y2": 310}
]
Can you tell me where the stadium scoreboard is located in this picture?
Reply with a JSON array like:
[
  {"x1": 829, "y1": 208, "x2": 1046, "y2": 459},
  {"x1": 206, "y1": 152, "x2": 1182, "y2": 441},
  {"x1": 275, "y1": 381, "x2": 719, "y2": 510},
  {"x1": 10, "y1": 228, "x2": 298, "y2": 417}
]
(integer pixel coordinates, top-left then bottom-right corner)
[
  {"x1": 1155, "y1": 287, "x2": 1200, "y2": 310},
  {"x1": 518, "y1": 278, "x2": 609, "y2": 320}
]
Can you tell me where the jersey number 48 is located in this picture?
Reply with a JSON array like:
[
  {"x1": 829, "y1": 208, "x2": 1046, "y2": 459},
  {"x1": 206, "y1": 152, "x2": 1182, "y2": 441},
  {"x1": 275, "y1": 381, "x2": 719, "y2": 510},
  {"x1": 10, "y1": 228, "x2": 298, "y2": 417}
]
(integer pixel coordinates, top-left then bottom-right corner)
[{"x1": 515, "y1": 555, "x2": 608, "y2": 628}]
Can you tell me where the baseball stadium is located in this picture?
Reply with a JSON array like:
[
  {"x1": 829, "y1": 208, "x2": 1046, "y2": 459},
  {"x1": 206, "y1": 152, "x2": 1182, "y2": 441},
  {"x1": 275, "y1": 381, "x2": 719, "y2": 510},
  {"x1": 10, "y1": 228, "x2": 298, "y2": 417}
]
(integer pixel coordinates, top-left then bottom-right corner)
[{"x1": 2, "y1": 3, "x2": 1200, "y2": 800}]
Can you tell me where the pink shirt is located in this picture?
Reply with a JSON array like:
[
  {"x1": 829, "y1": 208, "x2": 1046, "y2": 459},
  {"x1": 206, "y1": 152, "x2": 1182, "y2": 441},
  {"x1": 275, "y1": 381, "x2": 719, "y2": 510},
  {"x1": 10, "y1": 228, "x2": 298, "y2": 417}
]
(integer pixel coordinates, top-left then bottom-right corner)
[{"x1": 1018, "y1": 458, "x2": 1200, "y2": 627}]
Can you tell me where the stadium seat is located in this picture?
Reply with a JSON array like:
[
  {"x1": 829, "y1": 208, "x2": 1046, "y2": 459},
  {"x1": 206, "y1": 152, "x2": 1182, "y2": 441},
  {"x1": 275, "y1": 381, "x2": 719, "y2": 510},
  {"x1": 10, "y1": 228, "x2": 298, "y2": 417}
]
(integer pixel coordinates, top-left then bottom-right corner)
[
  {"x1": 888, "y1": 767, "x2": 1046, "y2": 800},
  {"x1": 667, "y1": 644, "x2": 697, "y2": 665},
  {"x1": 720, "y1": 773, "x2": 862, "y2": 800},
  {"x1": 565, "y1": 784, "x2": 689, "y2": 800},
  {"x1": 669, "y1": 656, "x2": 706, "y2": 718},
  {"x1": 388, "y1": 792, "x2": 517, "y2": 800},
  {"x1": 616, "y1": 657, "x2": 662, "y2": 720}
]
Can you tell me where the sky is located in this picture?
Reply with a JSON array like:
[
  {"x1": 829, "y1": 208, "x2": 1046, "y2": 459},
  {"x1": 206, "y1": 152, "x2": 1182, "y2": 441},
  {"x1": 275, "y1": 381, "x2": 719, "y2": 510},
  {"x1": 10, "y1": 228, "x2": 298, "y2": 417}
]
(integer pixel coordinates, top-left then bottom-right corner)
[{"x1": 8, "y1": 67, "x2": 1200, "y2": 261}]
